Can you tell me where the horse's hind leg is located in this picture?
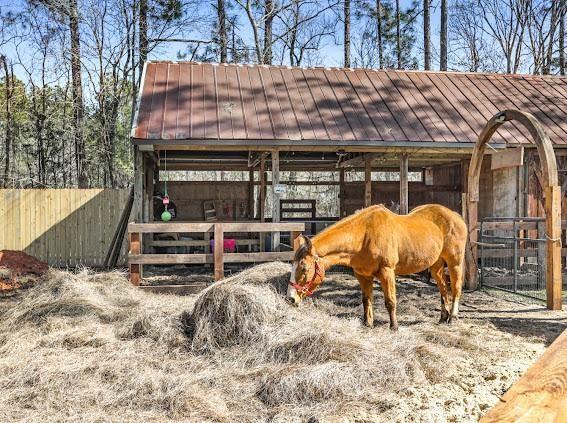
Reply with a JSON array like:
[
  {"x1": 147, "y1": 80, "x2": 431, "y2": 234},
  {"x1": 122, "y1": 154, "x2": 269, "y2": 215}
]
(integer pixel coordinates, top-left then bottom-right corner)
[
  {"x1": 447, "y1": 261, "x2": 464, "y2": 323},
  {"x1": 430, "y1": 258, "x2": 450, "y2": 324}
]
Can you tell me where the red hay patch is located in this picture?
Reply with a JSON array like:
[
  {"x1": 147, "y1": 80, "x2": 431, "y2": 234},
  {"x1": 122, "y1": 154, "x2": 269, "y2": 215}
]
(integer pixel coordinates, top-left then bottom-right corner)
[{"x1": 0, "y1": 250, "x2": 48, "y2": 292}]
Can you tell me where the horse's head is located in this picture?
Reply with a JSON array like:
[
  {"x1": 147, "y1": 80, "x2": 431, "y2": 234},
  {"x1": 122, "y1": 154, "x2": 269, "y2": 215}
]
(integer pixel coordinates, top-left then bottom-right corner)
[{"x1": 287, "y1": 235, "x2": 325, "y2": 305}]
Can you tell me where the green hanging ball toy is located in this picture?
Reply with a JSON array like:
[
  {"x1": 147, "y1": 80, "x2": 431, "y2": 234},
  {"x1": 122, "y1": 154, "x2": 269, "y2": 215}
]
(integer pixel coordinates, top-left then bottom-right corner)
[{"x1": 161, "y1": 209, "x2": 172, "y2": 222}]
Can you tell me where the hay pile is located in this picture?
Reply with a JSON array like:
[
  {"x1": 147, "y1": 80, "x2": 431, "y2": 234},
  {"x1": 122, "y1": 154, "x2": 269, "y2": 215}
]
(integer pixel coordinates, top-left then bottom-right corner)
[{"x1": 0, "y1": 263, "x2": 547, "y2": 422}]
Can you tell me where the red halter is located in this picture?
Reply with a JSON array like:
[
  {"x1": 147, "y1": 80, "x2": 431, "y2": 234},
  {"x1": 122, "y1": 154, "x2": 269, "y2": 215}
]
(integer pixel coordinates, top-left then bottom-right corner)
[{"x1": 290, "y1": 259, "x2": 324, "y2": 297}]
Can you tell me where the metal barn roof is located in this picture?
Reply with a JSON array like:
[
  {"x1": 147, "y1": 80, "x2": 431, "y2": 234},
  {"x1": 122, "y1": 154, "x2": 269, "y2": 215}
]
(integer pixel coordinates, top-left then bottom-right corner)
[{"x1": 131, "y1": 62, "x2": 567, "y2": 147}]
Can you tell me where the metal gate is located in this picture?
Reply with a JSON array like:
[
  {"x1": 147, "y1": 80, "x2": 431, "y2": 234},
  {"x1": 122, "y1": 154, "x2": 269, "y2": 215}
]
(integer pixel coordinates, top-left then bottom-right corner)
[{"x1": 479, "y1": 217, "x2": 547, "y2": 302}]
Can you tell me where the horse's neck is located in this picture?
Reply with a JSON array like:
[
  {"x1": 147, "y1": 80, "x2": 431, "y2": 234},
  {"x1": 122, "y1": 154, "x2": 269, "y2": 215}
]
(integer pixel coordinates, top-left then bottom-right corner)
[{"x1": 312, "y1": 221, "x2": 363, "y2": 269}]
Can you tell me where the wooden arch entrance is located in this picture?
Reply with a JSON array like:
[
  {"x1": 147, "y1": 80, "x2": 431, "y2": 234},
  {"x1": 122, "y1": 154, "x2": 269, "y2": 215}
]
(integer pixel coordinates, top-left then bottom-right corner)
[{"x1": 466, "y1": 109, "x2": 562, "y2": 310}]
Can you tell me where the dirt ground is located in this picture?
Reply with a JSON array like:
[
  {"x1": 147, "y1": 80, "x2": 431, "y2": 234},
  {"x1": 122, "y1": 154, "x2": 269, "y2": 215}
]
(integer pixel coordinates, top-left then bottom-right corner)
[{"x1": 0, "y1": 265, "x2": 565, "y2": 422}]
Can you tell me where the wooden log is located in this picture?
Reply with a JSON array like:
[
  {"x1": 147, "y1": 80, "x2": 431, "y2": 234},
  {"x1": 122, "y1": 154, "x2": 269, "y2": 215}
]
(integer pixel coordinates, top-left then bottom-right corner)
[
  {"x1": 129, "y1": 254, "x2": 213, "y2": 264},
  {"x1": 481, "y1": 329, "x2": 567, "y2": 422},
  {"x1": 223, "y1": 251, "x2": 294, "y2": 262},
  {"x1": 214, "y1": 223, "x2": 224, "y2": 281},
  {"x1": 129, "y1": 232, "x2": 141, "y2": 285},
  {"x1": 545, "y1": 185, "x2": 562, "y2": 310},
  {"x1": 400, "y1": 154, "x2": 409, "y2": 214},
  {"x1": 365, "y1": 157, "x2": 372, "y2": 207},
  {"x1": 139, "y1": 283, "x2": 210, "y2": 295},
  {"x1": 272, "y1": 150, "x2": 281, "y2": 251}
]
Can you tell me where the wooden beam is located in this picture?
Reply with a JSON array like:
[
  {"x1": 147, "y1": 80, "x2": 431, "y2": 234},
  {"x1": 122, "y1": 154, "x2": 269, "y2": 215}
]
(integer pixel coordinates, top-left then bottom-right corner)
[
  {"x1": 248, "y1": 151, "x2": 270, "y2": 167},
  {"x1": 133, "y1": 147, "x2": 143, "y2": 222},
  {"x1": 481, "y1": 329, "x2": 567, "y2": 422},
  {"x1": 129, "y1": 221, "x2": 305, "y2": 234},
  {"x1": 259, "y1": 156, "x2": 266, "y2": 222},
  {"x1": 223, "y1": 251, "x2": 294, "y2": 262},
  {"x1": 272, "y1": 150, "x2": 281, "y2": 250},
  {"x1": 248, "y1": 169, "x2": 254, "y2": 219},
  {"x1": 129, "y1": 232, "x2": 141, "y2": 285},
  {"x1": 338, "y1": 152, "x2": 382, "y2": 168},
  {"x1": 364, "y1": 157, "x2": 372, "y2": 207},
  {"x1": 400, "y1": 154, "x2": 409, "y2": 214},
  {"x1": 545, "y1": 185, "x2": 562, "y2": 310},
  {"x1": 129, "y1": 253, "x2": 213, "y2": 264},
  {"x1": 214, "y1": 223, "x2": 224, "y2": 281}
]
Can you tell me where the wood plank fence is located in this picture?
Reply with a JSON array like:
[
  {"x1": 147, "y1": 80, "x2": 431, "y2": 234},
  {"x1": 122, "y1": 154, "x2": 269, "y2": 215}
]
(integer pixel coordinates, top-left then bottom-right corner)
[{"x1": 0, "y1": 189, "x2": 130, "y2": 267}]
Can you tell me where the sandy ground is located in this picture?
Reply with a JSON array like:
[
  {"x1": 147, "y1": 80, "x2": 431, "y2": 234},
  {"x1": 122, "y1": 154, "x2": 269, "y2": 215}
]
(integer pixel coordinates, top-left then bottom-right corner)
[{"x1": 0, "y1": 266, "x2": 565, "y2": 422}]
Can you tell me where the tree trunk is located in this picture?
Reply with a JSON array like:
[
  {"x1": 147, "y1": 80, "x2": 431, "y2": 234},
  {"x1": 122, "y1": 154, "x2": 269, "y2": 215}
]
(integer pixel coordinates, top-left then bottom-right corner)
[
  {"x1": 376, "y1": 0, "x2": 383, "y2": 68},
  {"x1": 440, "y1": 0, "x2": 448, "y2": 71},
  {"x1": 263, "y1": 0, "x2": 274, "y2": 64},
  {"x1": 344, "y1": 0, "x2": 351, "y2": 67},
  {"x1": 424, "y1": 0, "x2": 431, "y2": 70},
  {"x1": 139, "y1": 0, "x2": 148, "y2": 81},
  {"x1": 561, "y1": 0, "x2": 565, "y2": 75},
  {"x1": 69, "y1": 0, "x2": 87, "y2": 187},
  {"x1": 396, "y1": 0, "x2": 401, "y2": 69},
  {"x1": 218, "y1": 0, "x2": 228, "y2": 62},
  {"x1": 1, "y1": 56, "x2": 12, "y2": 187},
  {"x1": 544, "y1": 1, "x2": 559, "y2": 75}
]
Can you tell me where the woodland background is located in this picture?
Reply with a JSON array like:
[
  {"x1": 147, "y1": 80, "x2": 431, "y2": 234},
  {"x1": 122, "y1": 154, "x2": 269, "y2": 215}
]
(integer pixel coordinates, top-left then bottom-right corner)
[{"x1": 0, "y1": 0, "x2": 565, "y2": 189}]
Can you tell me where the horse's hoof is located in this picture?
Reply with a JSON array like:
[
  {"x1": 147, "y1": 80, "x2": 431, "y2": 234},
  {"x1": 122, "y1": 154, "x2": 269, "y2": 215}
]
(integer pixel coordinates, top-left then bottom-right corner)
[
  {"x1": 438, "y1": 314, "x2": 450, "y2": 324},
  {"x1": 448, "y1": 315, "x2": 459, "y2": 325},
  {"x1": 363, "y1": 318, "x2": 374, "y2": 328},
  {"x1": 389, "y1": 324, "x2": 399, "y2": 332}
]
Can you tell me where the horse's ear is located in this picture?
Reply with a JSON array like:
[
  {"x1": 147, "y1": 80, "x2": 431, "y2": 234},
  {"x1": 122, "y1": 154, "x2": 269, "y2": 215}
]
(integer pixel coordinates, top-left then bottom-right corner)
[{"x1": 296, "y1": 234, "x2": 312, "y2": 251}]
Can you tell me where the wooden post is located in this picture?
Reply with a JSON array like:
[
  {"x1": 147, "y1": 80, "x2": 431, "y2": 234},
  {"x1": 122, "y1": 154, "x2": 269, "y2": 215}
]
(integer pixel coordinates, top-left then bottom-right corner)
[
  {"x1": 259, "y1": 156, "x2": 266, "y2": 222},
  {"x1": 271, "y1": 150, "x2": 281, "y2": 251},
  {"x1": 133, "y1": 147, "x2": 144, "y2": 222},
  {"x1": 129, "y1": 232, "x2": 141, "y2": 285},
  {"x1": 364, "y1": 157, "x2": 372, "y2": 207},
  {"x1": 545, "y1": 185, "x2": 562, "y2": 310},
  {"x1": 248, "y1": 169, "x2": 254, "y2": 219},
  {"x1": 399, "y1": 154, "x2": 409, "y2": 214},
  {"x1": 339, "y1": 168, "x2": 345, "y2": 217},
  {"x1": 214, "y1": 223, "x2": 224, "y2": 281}
]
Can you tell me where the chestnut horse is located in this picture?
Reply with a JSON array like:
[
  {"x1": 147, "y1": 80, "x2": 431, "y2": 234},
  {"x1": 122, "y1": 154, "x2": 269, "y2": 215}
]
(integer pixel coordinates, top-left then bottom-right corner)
[{"x1": 287, "y1": 204, "x2": 467, "y2": 330}]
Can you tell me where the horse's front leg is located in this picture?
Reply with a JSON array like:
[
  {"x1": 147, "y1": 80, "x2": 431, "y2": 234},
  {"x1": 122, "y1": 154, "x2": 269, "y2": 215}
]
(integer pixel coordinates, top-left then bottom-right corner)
[
  {"x1": 355, "y1": 273, "x2": 375, "y2": 328},
  {"x1": 377, "y1": 267, "x2": 398, "y2": 331}
]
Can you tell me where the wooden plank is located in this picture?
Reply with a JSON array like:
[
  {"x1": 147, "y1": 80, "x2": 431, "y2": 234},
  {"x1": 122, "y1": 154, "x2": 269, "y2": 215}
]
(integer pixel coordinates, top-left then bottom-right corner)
[
  {"x1": 222, "y1": 222, "x2": 305, "y2": 232},
  {"x1": 481, "y1": 329, "x2": 567, "y2": 422},
  {"x1": 224, "y1": 251, "x2": 294, "y2": 263},
  {"x1": 129, "y1": 253, "x2": 213, "y2": 264},
  {"x1": 272, "y1": 150, "x2": 281, "y2": 251},
  {"x1": 148, "y1": 239, "x2": 259, "y2": 247},
  {"x1": 481, "y1": 221, "x2": 539, "y2": 231},
  {"x1": 139, "y1": 283, "x2": 210, "y2": 295},
  {"x1": 128, "y1": 222, "x2": 215, "y2": 233},
  {"x1": 214, "y1": 223, "x2": 224, "y2": 281},
  {"x1": 365, "y1": 157, "x2": 372, "y2": 207},
  {"x1": 491, "y1": 147, "x2": 524, "y2": 170},
  {"x1": 545, "y1": 185, "x2": 562, "y2": 310},
  {"x1": 400, "y1": 154, "x2": 409, "y2": 214},
  {"x1": 129, "y1": 232, "x2": 141, "y2": 285}
]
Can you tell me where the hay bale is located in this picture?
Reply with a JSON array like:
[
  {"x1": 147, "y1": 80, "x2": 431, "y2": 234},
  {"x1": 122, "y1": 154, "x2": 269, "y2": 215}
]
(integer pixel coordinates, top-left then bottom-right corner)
[{"x1": 186, "y1": 262, "x2": 291, "y2": 352}]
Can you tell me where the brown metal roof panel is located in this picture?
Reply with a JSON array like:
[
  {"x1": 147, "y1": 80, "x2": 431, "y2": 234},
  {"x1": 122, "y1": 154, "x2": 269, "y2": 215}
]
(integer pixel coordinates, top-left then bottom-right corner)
[
  {"x1": 327, "y1": 69, "x2": 375, "y2": 141},
  {"x1": 237, "y1": 66, "x2": 263, "y2": 139},
  {"x1": 281, "y1": 67, "x2": 316, "y2": 140},
  {"x1": 134, "y1": 62, "x2": 157, "y2": 139},
  {"x1": 487, "y1": 74, "x2": 565, "y2": 141},
  {"x1": 257, "y1": 67, "x2": 287, "y2": 139},
  {"x1": 449, "y1": 73, "x2": 519, "y2": 144},
  {"x1": 421, "y1": 73, "x2": 482, "y2": 143},
  {"x1": 464, "y1": 74, "x2": 528, "y2": 144},
  {"x1": 294, "y1": 68, "x2": 330, "y2": 140},
  {"x1": 393, "y1": 72, "x2": 451, "y2": 142},
  {"x1": 162, "y1": 63, "x2": 180, "y2": 140},
  {"x1": 351, "y1": 70, "x2": 405, "y2": 141},
  {"x1": 248, "y1": 66, "x2": 274, "y2": 139},
  {"x1": 269, "y1": 67, "x2": 302, "y2": 140},
  {"x1": 146, "y1": 62, "x2": 169, "y2": 140},
  {"x1": 175, "y1": 63, "x2": 192, "y2": 139},
  {"x1": 366, "y1": 70, "x2": 427, "y2": 142},
  {"x1": 302, "y1": 68, "x2": 343, "y2": 141},
  {"x1": 215, "y1": 65, "x2": 234, "y2": 139},
  {"x1": 310, "y1": 68, "x2": 354, "y2": 141},
  {"x1": 224, "y1": 65, "x2": 246, "y2": 139},
  {"x1": 190, "y1": 63, "x2": 206, "y2": 139},
  {"x1": 333, "y1": 69, "x2": 381, "y2": 141}
]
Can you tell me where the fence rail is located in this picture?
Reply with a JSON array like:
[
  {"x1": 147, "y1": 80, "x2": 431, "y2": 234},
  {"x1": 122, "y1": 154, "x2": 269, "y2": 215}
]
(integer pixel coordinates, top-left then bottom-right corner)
[
  {"x1": 0, "y1": 189, "x2": 130, "y2": 267},
  {"x1": 127, "y1": 221, "x2": 305, "y2": 284}
]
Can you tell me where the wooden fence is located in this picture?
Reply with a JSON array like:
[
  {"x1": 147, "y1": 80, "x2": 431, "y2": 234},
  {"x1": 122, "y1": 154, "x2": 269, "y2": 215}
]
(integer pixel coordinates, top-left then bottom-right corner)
[{"x1": 0, "y1": 189, "x2": 130, "y2": 267}]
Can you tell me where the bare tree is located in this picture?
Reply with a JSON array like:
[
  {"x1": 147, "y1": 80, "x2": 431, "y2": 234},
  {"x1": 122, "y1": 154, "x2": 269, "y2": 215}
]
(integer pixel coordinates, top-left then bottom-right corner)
[
  {"x1": 344, "y1": 0, "x2": 351, "y2": 66},
  {"x1": 264, "y1": 0, "x2": 274, "y2": 64},
  {"x1": 218, "y1": 0, "x2": 228, "y2": 62},
  {"x1": 424, "y1": 0, "x2": 430, "y2": 69},
  {"x1": 560, "y1": 0, "x2": 565, "y2": 74},
  {"x1": 0, "y1": 55, "x2": 13, "y2": 187},
  {"x1": 376, "y1": 0, "x2": 383, "y2": 68},
  {"x1": 440, "y1": 0, "x2": 448, "y2": 70},
  {"x1": 396, "y1": 0, "x2": 401, "y2": 68}
]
